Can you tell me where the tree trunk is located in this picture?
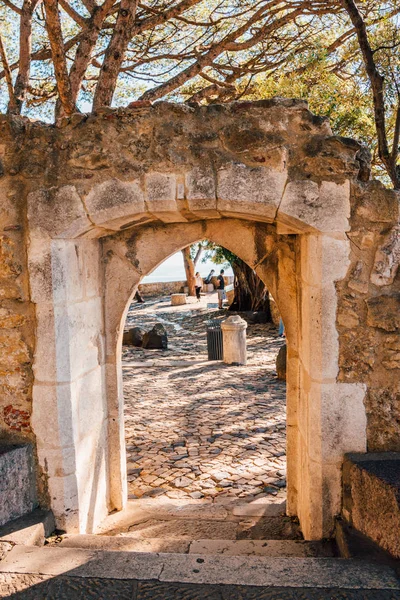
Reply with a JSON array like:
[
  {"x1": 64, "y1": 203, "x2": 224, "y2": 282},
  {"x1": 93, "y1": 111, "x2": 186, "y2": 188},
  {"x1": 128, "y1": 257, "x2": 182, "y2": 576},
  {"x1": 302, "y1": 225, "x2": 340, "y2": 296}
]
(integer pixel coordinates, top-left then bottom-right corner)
[
  {"x1": 229, "y1": 259, "x2": 271, "y2": 317},
  {"x1": 12, "y1": 0, "x2": 41, "y2": 115},
  {"x1": 0, "y1": 35, "x2": 18, "y2": 112},
  {"x1": 93, "y1": 0, "x2": 139, "y2": 109},
  {"x1": 69, "y1": 0, "x2": 116, "y2": 104},
  {"x1": 43, "y1": 0, "x2": 75, "y2": 116},
  {"x1": 182, "y1": 247, "x2": 196, "y2": 296}
]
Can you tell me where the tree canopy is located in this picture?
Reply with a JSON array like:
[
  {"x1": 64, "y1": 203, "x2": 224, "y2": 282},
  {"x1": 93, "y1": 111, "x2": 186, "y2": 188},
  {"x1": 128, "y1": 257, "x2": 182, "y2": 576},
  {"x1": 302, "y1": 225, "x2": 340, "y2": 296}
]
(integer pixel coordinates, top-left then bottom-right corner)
[{"x1": 0, "y1": 0, "x2": 399, "y2": 185}]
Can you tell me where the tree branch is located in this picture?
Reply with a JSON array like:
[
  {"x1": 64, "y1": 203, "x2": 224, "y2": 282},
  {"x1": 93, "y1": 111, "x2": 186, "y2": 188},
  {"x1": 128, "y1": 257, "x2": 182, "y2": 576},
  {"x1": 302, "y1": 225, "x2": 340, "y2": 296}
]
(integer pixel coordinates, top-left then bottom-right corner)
[
  {"x1": 43, "y1": 0, "x2": 75, "y2": 115},
  {"x1": 93, "y1": 0, "x2": 138, "y2": 108},
  {"x1": 12, "y1": 0, "x2": 41, "y2": 114},
  {"x1": 341, "y1": 0, "x2": 399, "y2": 187},
  {"x1": 69, "y1": 0, "x2": 115, "y2": 102},
  {"x1": 0, "y1": 34, "x2": 18, "y2": 111},
  {"x1": 58, "y1": 0, "x2": 87, "y2": 27}
]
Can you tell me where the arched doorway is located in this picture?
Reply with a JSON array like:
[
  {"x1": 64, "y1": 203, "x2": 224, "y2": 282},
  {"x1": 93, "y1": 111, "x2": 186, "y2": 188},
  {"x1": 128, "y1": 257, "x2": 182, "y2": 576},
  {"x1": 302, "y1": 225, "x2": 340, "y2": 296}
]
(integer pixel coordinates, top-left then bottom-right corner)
[
  {"x1": 120, "y1": 238, "x2": 287, "y2": 510},
  {"x1": 28, "y1": 200, "x2": 366, "y2": 540},
  {"x1": 26, "y1": 103, "x2": 368, "y2": 540}
]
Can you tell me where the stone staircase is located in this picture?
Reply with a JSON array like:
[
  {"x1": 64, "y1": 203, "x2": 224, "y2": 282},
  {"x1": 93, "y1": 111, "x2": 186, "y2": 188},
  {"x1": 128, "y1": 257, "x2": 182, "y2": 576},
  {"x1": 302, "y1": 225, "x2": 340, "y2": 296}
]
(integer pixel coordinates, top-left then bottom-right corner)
[
  {"x1": 0, "y1": 499, "x2": 399, "y2": 598},
  {"x1": 57, "y1": 497, "x2": 335, "y2": 559}
]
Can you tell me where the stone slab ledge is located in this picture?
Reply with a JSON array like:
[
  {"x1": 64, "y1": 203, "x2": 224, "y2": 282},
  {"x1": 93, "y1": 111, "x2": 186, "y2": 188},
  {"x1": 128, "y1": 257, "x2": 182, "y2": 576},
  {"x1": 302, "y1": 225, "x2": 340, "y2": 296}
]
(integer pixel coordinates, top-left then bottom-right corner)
[{"x1": 1, "y1": 546, "x2": 399, "y2": 590}]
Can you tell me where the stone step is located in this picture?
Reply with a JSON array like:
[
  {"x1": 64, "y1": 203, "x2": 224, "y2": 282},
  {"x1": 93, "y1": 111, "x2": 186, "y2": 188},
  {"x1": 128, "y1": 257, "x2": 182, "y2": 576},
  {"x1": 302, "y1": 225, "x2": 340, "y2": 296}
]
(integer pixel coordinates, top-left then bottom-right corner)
[
  {"x1": 94, "y1": 499, "x2": 297, "y2": 542},
  {"x1": 0, "y1": 545, "x2": 399, "y2": 594},
  {"x1": 96, "y1": 498, "x2": 287, "y2": 532},
  {"x1": 99, "y1": 516, "x2": 302, "y2": 541},
  {"x1": 0, "y1": 509, "x2": 55, "y2": 548},
  {"x1": 343, "y1": 452, "x2": 400, "y2": 559},
  {"x1": 59, "y1": 534, "x2": 336, "y2": 557}
]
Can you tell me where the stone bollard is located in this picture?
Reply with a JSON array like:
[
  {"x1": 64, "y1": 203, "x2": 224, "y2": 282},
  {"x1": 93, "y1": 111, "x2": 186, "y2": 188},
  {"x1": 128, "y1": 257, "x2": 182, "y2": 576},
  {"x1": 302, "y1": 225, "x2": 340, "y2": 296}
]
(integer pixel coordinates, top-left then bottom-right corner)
[
  {"x1": 221, "y1": 315, "x2": 247, "y2": 365},
  {"x1": 171, "y1": 293, "x2": 187, "y2": 306}
]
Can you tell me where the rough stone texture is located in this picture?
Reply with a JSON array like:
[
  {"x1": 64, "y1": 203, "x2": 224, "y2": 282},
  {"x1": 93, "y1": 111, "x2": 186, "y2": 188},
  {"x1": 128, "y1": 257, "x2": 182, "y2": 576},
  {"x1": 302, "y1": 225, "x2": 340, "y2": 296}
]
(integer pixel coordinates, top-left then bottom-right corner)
[
  {"x1": 0, "y1": 509, "x2": 55, "y2": 547},
  {"x1": 123, "y1": 327, "x2": 146, "y2": 347},
  {"x1": 142, "y1": 323, "x2": 168, "y2": 349},
  {"x1": 342, "y1": 452, "x2": 400, "y2": 558},
  {"x1": 171, "y1": 293, "x2": 187, "y2": 306},
  {"x1": 0, "y1": 100, "x2": 398, "y2": 538},
  {"x1": 0, "y1": 445, "x2": 36, "y2": 526},
  {"x1": 276, "y1": 345, "x2": 287, "y2": 380},
  {"x1": 337, "y1": 181, "x2": 400, "y2": 451}
]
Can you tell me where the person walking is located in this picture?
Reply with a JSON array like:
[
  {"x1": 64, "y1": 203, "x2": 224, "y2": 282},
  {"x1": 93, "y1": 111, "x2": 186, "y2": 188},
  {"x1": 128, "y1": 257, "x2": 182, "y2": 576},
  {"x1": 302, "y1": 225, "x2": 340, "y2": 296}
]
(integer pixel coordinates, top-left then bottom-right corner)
[
  {"x1": 217, "y1": 269, "x2": 226, "y2": 309},
  {"x1": 194, "y1": 272, "x2": 203, "y2": 302}
]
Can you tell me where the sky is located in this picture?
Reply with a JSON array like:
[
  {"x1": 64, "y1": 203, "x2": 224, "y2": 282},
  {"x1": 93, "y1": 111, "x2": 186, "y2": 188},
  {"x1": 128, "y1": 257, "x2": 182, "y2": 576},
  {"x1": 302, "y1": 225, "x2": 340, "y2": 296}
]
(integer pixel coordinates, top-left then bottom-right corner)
[{"x1": 142, "y1": 251, "x2": 234, "y2": 283}]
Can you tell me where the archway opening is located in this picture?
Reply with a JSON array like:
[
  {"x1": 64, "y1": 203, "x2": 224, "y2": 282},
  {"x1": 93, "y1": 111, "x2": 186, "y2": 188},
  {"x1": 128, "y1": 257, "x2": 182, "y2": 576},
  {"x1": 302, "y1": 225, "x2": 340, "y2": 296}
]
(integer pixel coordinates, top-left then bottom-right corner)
[{"x1": 116, "y1": 238, "x2": 294, "y2": 545}]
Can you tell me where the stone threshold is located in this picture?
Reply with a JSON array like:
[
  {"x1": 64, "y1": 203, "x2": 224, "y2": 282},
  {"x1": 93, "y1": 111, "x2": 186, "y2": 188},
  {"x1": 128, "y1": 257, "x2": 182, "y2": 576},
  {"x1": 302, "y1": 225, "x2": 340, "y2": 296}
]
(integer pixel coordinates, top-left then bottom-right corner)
[
  {"x1": 59, "y1": 535, "x2": 336, "y2": 558},
  {"x1": 1, "y1": 546, "x2": 399, "y2": 590}
]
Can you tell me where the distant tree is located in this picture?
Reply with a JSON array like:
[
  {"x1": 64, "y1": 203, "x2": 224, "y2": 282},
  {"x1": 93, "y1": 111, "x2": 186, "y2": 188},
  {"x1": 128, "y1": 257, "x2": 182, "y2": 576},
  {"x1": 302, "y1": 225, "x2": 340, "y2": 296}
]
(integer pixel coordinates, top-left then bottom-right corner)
[
  {"x1": 181, "y1": 242, "x2": 203, "y2": 296},
  {"x1": 202, "y1": 242, "x2": 271, "y2": 315}
]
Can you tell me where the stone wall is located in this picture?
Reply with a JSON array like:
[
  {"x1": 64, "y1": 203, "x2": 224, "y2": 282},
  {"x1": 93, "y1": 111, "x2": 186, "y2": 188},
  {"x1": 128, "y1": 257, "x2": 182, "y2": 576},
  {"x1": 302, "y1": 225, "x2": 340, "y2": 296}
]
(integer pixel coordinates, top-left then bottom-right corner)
[
  {"x1": 0, "y1": 99, "x2": 398, "y2": 536},
  {"x1": 0, "y1": 124, "x2": 35, "y2": 449},
  {"x1": 138, "y1": 276, "x2": 234, "y2": 297},
  {"x1": 138, "y1": 280, "x2": 187, "y2": 296},
  {"x1": 337, "y1": 182, "x2": 400, "y2": 451}
]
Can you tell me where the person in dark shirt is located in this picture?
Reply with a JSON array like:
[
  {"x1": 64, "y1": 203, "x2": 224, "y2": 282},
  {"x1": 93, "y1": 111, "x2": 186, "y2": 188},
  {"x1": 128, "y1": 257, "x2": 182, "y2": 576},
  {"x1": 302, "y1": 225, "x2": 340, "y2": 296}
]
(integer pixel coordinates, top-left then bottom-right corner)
[{"x1": 217, "y1": 269, "x2": 226, "y2": 309}]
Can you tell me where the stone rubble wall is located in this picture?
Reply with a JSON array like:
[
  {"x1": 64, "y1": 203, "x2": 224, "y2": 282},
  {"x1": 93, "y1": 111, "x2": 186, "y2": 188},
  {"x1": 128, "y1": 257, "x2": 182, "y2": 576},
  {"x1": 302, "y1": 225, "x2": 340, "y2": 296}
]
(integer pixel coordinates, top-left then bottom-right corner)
[
  {"x1": 138, "y1": 280, "x2": 188, "y2": 296},
  {"x1": 0, "y1": 124, "x2": 35, "y2": 448},
  {"x1": 138, "y1": 276, "x2": 233, "y2": 297},
  {"x1": 0, "y1": 99, "x2": 398, "y2": 518},
  {"x1": 337, "y1": 182, "x2": 400, "y2": 451}
]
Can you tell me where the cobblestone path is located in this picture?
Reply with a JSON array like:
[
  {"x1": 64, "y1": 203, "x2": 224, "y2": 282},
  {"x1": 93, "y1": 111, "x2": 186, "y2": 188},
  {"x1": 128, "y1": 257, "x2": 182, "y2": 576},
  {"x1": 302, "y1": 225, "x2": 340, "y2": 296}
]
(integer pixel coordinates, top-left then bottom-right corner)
[{"x1": 122, "y1": 295, "x2": 286, "y2": 502}]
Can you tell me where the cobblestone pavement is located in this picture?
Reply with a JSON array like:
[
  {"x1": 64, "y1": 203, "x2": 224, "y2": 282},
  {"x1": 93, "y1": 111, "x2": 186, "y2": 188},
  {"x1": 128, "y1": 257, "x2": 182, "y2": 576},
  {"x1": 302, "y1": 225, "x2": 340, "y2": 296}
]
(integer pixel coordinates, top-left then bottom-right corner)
[{"x1": 122, "y1": 293, "x2": 286, "y2": 502}]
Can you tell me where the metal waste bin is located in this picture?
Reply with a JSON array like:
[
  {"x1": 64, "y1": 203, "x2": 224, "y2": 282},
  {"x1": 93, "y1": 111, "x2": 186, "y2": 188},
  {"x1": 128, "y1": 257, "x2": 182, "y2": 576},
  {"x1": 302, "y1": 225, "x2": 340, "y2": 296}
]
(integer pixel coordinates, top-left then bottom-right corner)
[{"x1": 206, "y1": 320, "x2": 223, "y2": 360}]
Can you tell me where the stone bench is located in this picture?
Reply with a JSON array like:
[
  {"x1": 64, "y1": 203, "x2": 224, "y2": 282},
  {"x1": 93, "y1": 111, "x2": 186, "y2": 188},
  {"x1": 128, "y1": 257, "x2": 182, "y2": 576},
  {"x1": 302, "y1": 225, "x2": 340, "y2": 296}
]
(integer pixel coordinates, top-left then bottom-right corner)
[
  {"x1": 171, "y1": 293, "x2": 187, "y2": 306},
  {"x1": 0, "y1": 445, "x2": 36, "y2": 527},
  {"x1": 342, "y1": 452, "x2": 400, "y2": 559}
]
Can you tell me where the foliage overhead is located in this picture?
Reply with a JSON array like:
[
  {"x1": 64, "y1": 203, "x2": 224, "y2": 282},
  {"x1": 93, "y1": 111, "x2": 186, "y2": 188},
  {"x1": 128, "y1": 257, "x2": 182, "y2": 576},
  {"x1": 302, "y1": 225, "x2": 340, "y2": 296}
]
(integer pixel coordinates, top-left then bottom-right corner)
[{"x1": 0, "y1": 0, "x2": 399, "y2": 185}]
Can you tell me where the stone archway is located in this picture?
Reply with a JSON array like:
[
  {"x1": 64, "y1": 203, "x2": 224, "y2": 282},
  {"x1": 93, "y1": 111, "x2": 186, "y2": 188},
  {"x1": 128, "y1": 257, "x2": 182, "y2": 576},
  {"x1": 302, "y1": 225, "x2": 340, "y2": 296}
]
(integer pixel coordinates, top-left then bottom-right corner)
[
  {"x1": 27, "y1": 207, "x2": 367, "y2": 541},
  {"x1": 21, "y1": 100, "x2": 376, "y2": 540}
]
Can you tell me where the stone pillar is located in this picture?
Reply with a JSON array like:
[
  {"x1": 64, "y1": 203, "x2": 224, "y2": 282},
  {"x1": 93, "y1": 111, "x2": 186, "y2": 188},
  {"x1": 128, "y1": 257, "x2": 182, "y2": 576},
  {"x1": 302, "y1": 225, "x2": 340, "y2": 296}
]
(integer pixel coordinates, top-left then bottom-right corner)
[{"x1": 221, "y1": 316, "x2": 247, "y2": 365}]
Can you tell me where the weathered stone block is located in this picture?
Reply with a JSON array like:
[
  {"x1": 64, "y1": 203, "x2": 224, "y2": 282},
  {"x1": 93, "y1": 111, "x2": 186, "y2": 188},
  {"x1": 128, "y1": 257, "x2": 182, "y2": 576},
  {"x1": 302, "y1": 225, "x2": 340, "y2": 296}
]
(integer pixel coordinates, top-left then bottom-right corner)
[
  {"x1": 0, "y1": 445, "x2": 36, "y2": 527},
  {"x1": 85, "y1": 179, "x2": 146, "y2": 231},
  {"x1": 276, "y1": 344, "x2": 287, "y2": 380},
  {"x1": 217, "y1": 163, "x2": 286, "y2": 221},
  {"x1": 171, "y1": 293, "x2": 186, "y2": 306},
  {"x1": 365, "y1": 388, "x2": 400, "y2": 452},
  {"x1": 185, "y1": 167, "x2": 217, "y2": 216},
  {"x1": 123, "y1": 327, "x2": 146, "y2": 347},
  {"x1": 27, "y1": 187, "x2": 92, "y2": 239},
  {"x1": 343, "y1": 452, "x2": 400, "y2": 558},
  {"x1": 145, "y1": 173, "x2": 176, "y2": 211},
  {"x1": 142, "y1": 324, "x2": 168, "y2": 349},
  {"x1": 366, "y1": 294, "x2": 400, "y2": 332},
  {"x1": 370, "y1": 225, "x2": 400, "y2": 287},
  {"x1": 279, "y1": 180, "x2": 350, "y2": 233},
  {"x1": 306, "y1": 382, "x2": 367, "y2": 464},
  {"x1": 354, "y1": 181, "x2": 399, "y2": 224}
]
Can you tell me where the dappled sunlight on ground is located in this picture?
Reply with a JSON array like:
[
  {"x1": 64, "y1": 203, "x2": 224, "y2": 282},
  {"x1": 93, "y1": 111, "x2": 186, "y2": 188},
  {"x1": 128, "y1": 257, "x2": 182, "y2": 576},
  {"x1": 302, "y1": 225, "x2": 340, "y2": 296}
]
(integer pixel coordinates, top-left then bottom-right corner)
[{"x1": 122, "y1": 294, "x2": 286, "y2": 503}]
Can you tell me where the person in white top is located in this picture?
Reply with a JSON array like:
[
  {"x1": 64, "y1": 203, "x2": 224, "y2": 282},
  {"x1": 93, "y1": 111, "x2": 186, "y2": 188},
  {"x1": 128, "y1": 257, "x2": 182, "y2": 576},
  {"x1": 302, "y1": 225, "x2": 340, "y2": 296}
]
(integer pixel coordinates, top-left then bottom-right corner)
[{"x1": 194, "y1": 272, "x2": 203, "y2": 301}]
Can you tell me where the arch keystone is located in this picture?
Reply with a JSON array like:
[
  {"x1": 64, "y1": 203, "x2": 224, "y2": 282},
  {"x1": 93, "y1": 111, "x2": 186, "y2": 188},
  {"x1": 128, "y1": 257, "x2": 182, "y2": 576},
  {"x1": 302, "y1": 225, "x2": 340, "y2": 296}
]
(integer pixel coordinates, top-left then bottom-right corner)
[{"x1": 145, "y1": 172, "x2": 187, "y2": 222}]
